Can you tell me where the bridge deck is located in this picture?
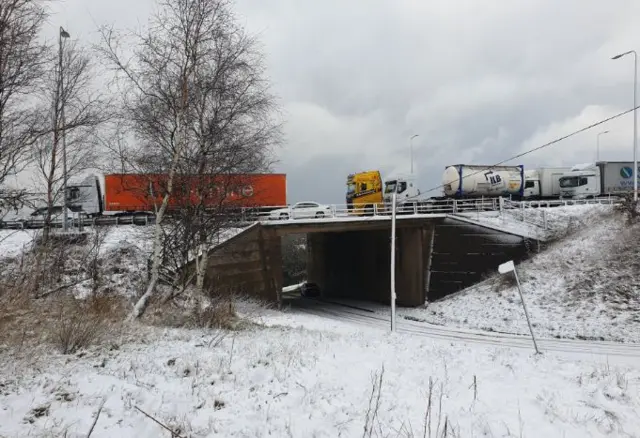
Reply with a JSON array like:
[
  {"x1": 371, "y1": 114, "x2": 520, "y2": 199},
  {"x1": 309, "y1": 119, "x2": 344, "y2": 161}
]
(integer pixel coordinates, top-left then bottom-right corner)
[{"x1": 261, "y1": 212, "x2": 547, "y2": 241}]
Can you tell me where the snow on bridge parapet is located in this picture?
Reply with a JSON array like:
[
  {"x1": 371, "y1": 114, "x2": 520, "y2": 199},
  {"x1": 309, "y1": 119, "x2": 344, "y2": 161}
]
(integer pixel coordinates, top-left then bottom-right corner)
[
  {"x1": 260, "y1": 211, "x2": 549, "y2": 241},
  {"x1": 450, "y1": 212, "x2": 549, "y2": 241}
]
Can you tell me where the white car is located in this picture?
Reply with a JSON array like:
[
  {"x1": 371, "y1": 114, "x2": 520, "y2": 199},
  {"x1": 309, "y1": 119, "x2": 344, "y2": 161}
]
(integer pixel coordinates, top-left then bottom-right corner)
[{"x1": 268, "y1": 201, "x2": 333, "y2": 220}]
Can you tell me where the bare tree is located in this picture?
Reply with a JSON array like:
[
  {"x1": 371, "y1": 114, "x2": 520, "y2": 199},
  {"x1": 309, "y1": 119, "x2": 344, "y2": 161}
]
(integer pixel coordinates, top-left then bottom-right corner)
[
  {"x1": 98, "y1": 0, "x2": 281, "y2": 318},
  {"x1": 30, "y1": 36, "x2": 108, "y2": 241},
  {"x1": 0, "y1": 0, "x2": 51, "y2": 215}
]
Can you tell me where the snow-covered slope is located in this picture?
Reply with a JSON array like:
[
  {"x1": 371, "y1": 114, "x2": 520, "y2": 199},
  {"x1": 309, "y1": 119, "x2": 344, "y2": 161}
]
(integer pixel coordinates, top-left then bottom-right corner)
[
  {"x1": 0, "y1": 225, "x2": 247, "y2": 299},
  {"x1": 404, "y1": 205, "x2": 640, "y2": 342}
]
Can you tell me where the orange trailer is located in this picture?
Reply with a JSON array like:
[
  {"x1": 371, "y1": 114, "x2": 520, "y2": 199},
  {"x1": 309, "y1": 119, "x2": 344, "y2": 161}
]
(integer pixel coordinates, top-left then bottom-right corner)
[{"x1": 103, "y1": 173, "x2": 287, "y2": 212}]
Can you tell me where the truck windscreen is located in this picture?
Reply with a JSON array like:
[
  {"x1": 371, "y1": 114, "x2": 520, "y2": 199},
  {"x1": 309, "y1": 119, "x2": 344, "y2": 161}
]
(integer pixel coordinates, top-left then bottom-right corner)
[
  {"x1": 384, "y1": 182, "x2": 397, "y2": 193},
  {"x1": 559, "y1": 177, "x2": 579, "y2": 188}
]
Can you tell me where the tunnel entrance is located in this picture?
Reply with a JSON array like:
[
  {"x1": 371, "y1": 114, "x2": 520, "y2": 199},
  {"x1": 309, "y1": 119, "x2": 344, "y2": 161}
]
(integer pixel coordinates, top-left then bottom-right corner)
[{"x1": 306, "y1": 226, "x2": 432, "y2": 306}]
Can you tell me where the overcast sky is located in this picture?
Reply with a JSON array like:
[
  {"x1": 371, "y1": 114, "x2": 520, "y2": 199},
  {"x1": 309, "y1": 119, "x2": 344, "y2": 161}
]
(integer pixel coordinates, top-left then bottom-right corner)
[{"x1": 43, "y1": 0, "x2": 640, "y2": 204}]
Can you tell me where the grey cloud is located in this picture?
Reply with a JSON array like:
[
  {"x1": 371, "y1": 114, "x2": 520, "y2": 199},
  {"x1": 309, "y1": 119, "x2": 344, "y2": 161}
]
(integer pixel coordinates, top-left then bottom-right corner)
[{"x1": 37, "y1": 0, "x2": 640, "y2": 204}]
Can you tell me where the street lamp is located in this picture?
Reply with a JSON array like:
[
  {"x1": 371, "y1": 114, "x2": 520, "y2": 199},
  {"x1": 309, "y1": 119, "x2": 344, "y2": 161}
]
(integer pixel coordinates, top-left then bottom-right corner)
[
  {"x1": 410, "y1": 134, "x2": 419, "y2": 174},
  {"x1": 59, "y1": 26, "x2": 70, "y2": 231},
  {"x1": 596, "y1": 130, "x2": 609, "y2": 162},
  {"x1": 612, "y1": 50, "x2": 637, "y2": 201}
]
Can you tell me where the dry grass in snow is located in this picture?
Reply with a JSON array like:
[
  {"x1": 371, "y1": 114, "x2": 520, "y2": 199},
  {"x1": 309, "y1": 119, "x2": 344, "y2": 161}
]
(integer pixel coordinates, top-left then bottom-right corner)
[
  {"x1": 1, "y1": 319, "x2": 640, "y2": 438},
  {"x1": 405, "y1": 205, "x2": 640, "y2": 343}
]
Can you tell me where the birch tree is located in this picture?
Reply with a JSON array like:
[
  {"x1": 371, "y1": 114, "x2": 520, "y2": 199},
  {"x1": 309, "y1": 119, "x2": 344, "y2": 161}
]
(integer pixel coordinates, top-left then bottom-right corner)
[{"x1": 99, "y1": 0, "x2": 281, "y2": 317}]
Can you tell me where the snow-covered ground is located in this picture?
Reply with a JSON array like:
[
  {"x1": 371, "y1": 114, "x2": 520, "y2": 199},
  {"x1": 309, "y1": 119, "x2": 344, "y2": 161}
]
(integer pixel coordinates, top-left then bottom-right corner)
[
  {"x1": 1, "y1": 205, "x2": 640, "y2": 437},
  {"x1": 0, "y1": 225, "x2": 246, "y2": 259},
  {"x1": 403, "y1": 204, "x2": 640, "y2": 343},
  {"x1": 1, "y1": 316, "x2": 640, "y2": 438},
  {"x1": 0, "y1": 225, "x2": 247, "y2": 300},
  {"x1": 0, "y1": 229, "x2": 38, "y2": 258}
]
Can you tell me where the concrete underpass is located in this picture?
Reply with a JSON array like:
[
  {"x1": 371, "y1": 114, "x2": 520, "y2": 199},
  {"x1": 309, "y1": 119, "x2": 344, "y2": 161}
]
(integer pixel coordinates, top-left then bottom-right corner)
[{"x1": 197, "y1": 216, "x2": 537, "y2": 307}]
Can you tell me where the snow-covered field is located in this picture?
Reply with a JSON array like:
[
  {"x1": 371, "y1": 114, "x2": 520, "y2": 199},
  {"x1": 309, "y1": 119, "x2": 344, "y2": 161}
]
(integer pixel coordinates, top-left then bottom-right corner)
[
  {"x1": 1, "y1": 316, "x2": 640, "y2": 438},
  {"x1": 404, "y1": 204, "x2": 640, "y2": 343},
  {"x1": 1, "y1": 205, "x2": 640, "y2": 437}
]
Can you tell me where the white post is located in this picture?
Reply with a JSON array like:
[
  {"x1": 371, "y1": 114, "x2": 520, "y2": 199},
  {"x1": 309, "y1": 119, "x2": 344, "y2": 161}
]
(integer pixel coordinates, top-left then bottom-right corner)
[
  {"x1": 612, "y1": 50, "x2": 637, "y2": 201},
  {"x1": 498, "y1": 260, "x2": 540, "y2": 354},
  {"x1": 390, "y1": 191, "x2": 397, "y2": 332},
  {"x1": 635, "y1": 51, "x2": 638, "y2": 202}
]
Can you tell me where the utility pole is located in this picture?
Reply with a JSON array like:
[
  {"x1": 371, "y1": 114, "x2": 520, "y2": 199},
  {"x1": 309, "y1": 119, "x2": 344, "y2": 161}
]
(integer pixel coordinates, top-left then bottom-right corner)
[
  {"x1": 612, "y1": 50, "x2": 638, "y2": 201},
  {"x1": 59, "y1": 26, "x2": 70, "y2": 231},
  {"x1": 410, "y1": 134, "x2": 419, "y2": 174},
  {"x1": 596, "y1": 130, "x2": 609, "y2": 162}
]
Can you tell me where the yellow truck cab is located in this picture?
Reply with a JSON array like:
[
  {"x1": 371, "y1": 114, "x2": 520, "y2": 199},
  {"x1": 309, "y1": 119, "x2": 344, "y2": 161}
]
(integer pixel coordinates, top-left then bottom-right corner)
[{"x1": 346, "y1": 170, "x2": 383, "y2": 214}]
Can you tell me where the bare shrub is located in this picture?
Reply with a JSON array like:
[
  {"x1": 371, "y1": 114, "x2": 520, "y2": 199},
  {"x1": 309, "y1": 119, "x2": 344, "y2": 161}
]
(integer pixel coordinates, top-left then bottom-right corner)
[
  {"x1": 614, "y1": 192, "x2": 640, "y2": 224},
  {"x1": 363, "y1": 365, "x2": 385, "y2": 438},
  {"x1": 190, "y1": 294, "x2": 238, "y2": 330},
  {"x1": 55, "y1": 298, "x2": 109, "y2": 354},
  {"x1": 56, "y1": 313, "x2": 102, "y2": 354},
  {"x1": 362, "y1": 371, "x2": 458, "y2": 438}
]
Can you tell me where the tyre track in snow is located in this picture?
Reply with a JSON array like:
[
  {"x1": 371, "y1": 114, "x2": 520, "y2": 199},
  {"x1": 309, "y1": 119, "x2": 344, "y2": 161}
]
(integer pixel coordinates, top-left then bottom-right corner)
[{"x1": 286, "y1": 297, "x2": 640, "y2": 359}]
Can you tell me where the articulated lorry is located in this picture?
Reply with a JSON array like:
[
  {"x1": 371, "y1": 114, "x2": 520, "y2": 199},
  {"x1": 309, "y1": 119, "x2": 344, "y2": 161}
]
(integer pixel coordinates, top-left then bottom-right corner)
[
  {"x1": 558, "y1": 161, "x2": 640, "y2": 199},
  {"x1": 523, "y1": 167, "x2": 574, "y2": 199},
  {"x1": 64, "y1": 172, "x2": 288, "y2": 216},
  {"x1": 346, "y1": 170, "x2": 384, "y2": 214}
]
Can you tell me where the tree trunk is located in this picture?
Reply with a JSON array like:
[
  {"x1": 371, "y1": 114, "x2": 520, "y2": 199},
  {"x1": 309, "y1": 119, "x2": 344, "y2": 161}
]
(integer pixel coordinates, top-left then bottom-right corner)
[
  {"x1": 130, "y1": 115, "x2": 185, "y2": 319},
  {"x1": 131, "y1": 194, "x2": 170, "y2": 318},
  {"x1": 195, "y1": 242, "x2": 208, "y2": 292}
]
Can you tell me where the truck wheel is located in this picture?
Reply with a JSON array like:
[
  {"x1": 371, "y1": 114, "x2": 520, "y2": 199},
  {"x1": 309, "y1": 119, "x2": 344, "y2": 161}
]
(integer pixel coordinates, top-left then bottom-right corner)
[{"x1": 365, "y1": 205, "x2": 374, "y2": 216}]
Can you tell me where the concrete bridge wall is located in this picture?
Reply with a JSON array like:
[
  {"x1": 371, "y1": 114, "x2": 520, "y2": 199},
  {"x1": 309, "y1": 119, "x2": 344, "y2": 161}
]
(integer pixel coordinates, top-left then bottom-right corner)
[{"x1": 198, "y1": 217, "x2": 534, "y2": 307}]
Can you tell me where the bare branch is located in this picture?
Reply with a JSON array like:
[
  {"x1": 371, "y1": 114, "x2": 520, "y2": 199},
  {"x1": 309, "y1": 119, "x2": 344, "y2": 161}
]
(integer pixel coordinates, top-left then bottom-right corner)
[
  {"x1": 99, "y1": 0, "x2": 282, "y2": 317},
  {"x1": 0, "y1": 0, "x2": 52, "y2": 208}
]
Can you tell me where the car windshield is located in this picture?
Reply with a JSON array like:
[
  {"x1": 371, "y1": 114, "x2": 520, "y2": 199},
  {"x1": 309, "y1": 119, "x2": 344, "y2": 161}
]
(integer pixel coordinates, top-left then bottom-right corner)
[
  {"x1": 347, "y1": 183, "x2": 355, "y2": 194},
  {"x1": 559, "y1": 177, "x2": 579, "y2": 188},
  {"x1": 384, "y1": 181, "x2": 397, "y2": 193}
]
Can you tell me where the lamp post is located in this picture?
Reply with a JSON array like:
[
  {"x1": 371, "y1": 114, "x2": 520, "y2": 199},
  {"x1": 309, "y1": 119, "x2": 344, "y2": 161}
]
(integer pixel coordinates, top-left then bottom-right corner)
[
  {"x1": 410, "y1": 134, "x2": 419, "y2": 174},
  {"x1": 596, "y1": 130, "x2": 609, "y2": 162},
  {"x1": 612, "y1": 50, "x2": 637, "y2": 201},
  {"x1": 59, "y1": 26, "x2": 70, "y2": 231},
  {"x1": 390, "y1": 190, "x2": 397, "y2": 332}
]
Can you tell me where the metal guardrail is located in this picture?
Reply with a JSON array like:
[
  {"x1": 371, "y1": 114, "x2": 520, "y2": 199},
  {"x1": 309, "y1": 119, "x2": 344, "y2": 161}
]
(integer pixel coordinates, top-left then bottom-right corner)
[
  {"x1": 0, "y1": 214, "x2": 157, "y2": 230},
  {"x1": 0, "y1": 196, "x2": 621, "y2": 231}
]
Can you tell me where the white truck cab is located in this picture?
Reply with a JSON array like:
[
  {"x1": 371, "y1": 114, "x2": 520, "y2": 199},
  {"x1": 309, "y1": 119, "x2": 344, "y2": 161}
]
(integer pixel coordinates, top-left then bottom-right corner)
[
  {"x1": 523, "y1": 170, "x2": 540, "y2": 198},
  {"x1": 383, "y1": 173, "x2": 421, "y2": 205},
  {"x1": 558, "y1": 164, "x2": 601, "y2": 199},
  {"x1": 65, "y1": 174, "x2": 103, "y2": 216}
]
